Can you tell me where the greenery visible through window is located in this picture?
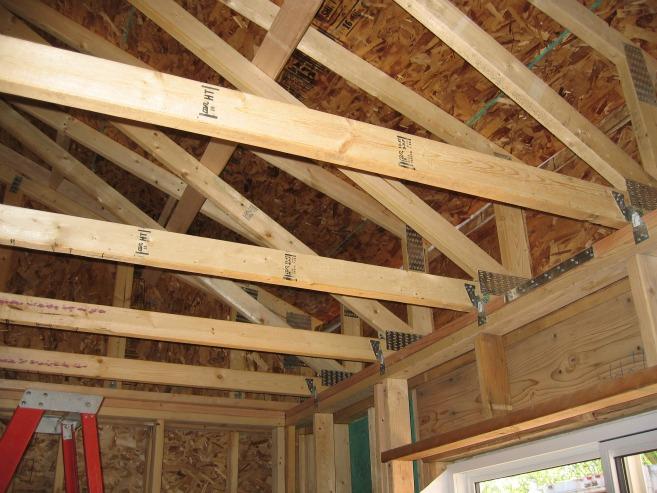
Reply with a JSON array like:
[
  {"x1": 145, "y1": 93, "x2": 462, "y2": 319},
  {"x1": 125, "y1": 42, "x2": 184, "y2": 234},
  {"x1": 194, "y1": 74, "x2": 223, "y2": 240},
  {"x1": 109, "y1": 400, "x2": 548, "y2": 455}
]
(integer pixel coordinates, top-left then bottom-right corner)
[{"x1": 477, "y1": 459, "x2": 605, "y2": 493}]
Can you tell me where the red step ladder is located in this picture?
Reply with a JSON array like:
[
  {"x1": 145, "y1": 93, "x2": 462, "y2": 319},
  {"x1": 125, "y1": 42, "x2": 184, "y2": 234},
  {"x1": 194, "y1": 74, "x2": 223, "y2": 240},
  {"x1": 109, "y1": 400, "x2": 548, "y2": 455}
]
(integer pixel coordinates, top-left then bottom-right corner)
[{"x1": 0, "y1": 388, "x2": 105, "y2": 493}]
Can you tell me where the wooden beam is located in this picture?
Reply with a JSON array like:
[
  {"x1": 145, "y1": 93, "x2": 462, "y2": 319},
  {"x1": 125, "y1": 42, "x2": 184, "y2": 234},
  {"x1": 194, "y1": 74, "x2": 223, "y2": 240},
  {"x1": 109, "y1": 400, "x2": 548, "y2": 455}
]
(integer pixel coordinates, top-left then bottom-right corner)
[
  {"x1": 0, "y1": 36, "x2": 627, "y2": 229},
  {"x1": 106, "y1": 263, "x2": 133, "y2": 389},
  {"x1": 145, "y1": 419, "x2": 164, "y2": 493},
  {"x1": 164, "y1": 0, "x2": 321, "y2": 234},
  {"x1": 334, "y1": 423, "x2": 352, "y2": 493},
  {"x1": 217, "y1": 0, "x2": 532, "y2": 276},
  {"x1": 474, "y1": 333, "x2": 511, "y2": 418},
  {"x1": 227, "y1": 431, "x2": 240, "y2": 493},
  {"x1": 0, "y1": 205, "x2": 474, "y2": 310},
  {"x1": 285, "y1": 425, "x2": 296, "y2": 493},
  {"x1": 341, "y1": 306, "x2": 364, "y2": 373},
  {"x1": 285, "y1": 208, "x2": 657, "y2": 425},
  {"x1": 528, "y1": 0, "x2": 657, "y2": 180},
  {"x1": 375, "y1": 379, "x2": 414, "y2": 493},
  {"x1": 392, "y1": 0, "x2": 653, "y2": 191},
  {"x1": 368, "y1": 406, "x2": 383, "y2": 493},
  {"x1": 628, "y1": 254, "x2": 657, "y2": 366},
  {"x1": 381, "y1": 365, "x2": 657, "y2": 462},
  {"x1": 272, "y1": 426, "x2": 286, "y2": 493},
  {"x1": 0, "y1": 346, "x2": 321, "y2": 397},
  {"x1": 0, "y1": 291, "x2": 385, "y2": 362},
  {"x1": 313, "y1": 413, "x2": 336, "y2": 493}
]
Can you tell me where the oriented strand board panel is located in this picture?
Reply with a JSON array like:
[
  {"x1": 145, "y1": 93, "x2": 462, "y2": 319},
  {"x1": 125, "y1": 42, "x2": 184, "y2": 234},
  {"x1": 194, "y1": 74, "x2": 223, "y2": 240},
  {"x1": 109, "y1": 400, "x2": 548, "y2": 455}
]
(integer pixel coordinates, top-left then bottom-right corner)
[{"x1": 506, "y1": 290, "x2": 643, "y2": 408}]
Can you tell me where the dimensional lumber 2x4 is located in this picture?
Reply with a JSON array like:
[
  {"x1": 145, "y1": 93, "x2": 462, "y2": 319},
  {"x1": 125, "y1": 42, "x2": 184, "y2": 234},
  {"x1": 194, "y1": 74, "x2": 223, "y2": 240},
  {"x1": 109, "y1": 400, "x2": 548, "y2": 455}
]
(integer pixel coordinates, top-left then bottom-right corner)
[
  {"x1": 0, "y1": 205, "x2": 473, "y2": 310},
  {"x1": 0, "y1": 291, "x2": 386, "y2": 362},
  {"x1": 0, "y1": 35, "x2": 626, "y2": 228}
]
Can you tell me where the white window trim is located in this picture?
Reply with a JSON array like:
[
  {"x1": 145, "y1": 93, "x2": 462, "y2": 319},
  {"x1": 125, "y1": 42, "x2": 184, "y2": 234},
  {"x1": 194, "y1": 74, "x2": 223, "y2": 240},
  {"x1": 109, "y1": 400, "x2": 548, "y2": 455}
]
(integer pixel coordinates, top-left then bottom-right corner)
[{"x1": 424, "y1": 410, "x2": 657, "y2": 493}]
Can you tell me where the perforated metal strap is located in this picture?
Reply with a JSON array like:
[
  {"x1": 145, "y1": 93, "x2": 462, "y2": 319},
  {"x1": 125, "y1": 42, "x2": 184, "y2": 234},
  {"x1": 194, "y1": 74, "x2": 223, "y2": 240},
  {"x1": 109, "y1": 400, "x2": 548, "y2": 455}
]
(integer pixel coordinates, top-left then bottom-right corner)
[{"x1": 625, "y1": 44, "x2": 657, "y2": 106}]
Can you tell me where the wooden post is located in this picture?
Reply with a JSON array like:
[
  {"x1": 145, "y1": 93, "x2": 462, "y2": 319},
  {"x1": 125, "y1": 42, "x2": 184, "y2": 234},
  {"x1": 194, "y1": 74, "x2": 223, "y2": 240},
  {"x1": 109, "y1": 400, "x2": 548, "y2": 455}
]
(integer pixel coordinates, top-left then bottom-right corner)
[
  {"x1": 341, "y1": 306, "x2": 364, "y2": 373},
  {"x1": 368, "y1": 406, "x2": 382, "y2": 493},
  {"x1": 334, "y1": 423, "x2": 352, "y2": 493},
  {"x1": 227, "y1": 431, "x2": 240, "y2": 493},
  {"x1": 145, "y1": 419, "x2": 165, "y2": 492},
  {"x1": 285, "y1": 425, "x2": 296, "y2": 493},
  {"x1": 375, "y1": 380, "x2": 414, "y2": 493},
  {"x1": 298, "y1": 432, "x2": 308, "y2": 493},
  {"x1": 494, "y1": 205, "x2": 532, "y2": 279},
  {"x1": 474, "y1": 333, "x2": 511, "y2": 417},
  {"x1": 106, "y1": 263, "x2": 134, "y2": 389},
  {"x1": 628, "y1": 254, "x2": 657, "y2": 366},
  {"x1": 314, "y1": 414, "x2": 336, "y2": 493},
  {"x1": 402, "y1": 226, "x2": 434, "y2": 335},
  {"x1": 273, "y1": 426, "x2": 286, "y2": 493},
  {"x1": 52, "y1": 438, "x2": 65, "y2": 493}
]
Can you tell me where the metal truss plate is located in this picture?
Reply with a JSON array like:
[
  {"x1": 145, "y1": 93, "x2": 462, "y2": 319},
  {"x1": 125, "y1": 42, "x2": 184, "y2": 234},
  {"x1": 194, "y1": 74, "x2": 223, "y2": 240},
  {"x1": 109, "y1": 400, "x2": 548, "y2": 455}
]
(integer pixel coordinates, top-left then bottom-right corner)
[
  {"x1": 625, "y1": 44, "x2": 657, "y2": 106},
  {"x1": 36, "y1": 414, "x2": 80, "y2": 435},
  {"x1": 20, "y1": 389, "x2": 103, "y2": 414},
  {"x1": 320, "y1": 370, "x2": 353, "y2": 387},
  {"x1": 465, "y1": 283, "x2": 486, "y2": 326},
  {"x1": 405, "y1": 226, "x2": 426, "y2": 272},
  {"x1": 478, "y1": 271, "x2": 530, "y2": 296},
  {"x1": 385, "y1": 330, "x2": 422, "y2": 351},
  {"x1": 628, "y1": 180, "x2": 657, "y2": 212},
  {"x1": 505, "y1": 247, "x2": 595, "y2": 302},
  {"x1": 613, "y1": 191, "x2": 649, "y2": 244},
  {"x1": 342, "y1": 308, "x2": 358, "y2": 318},
  {"x1": 286, "y1": 312, "x2": 311, "y2": 330}
]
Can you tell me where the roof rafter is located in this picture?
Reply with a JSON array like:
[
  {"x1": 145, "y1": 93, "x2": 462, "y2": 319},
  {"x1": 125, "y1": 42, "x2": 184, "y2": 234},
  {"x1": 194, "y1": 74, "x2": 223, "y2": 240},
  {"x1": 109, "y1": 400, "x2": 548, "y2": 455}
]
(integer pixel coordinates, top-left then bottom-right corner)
[
  {"x1": 0, "y1": 204, "x2": 475, "y2": 310},
  {"x1": 392, "y1": 0, "x2": 653, "y2": 190},
  {"x1": 0, "y1": 35, "x2": 627, "y2": 229}
]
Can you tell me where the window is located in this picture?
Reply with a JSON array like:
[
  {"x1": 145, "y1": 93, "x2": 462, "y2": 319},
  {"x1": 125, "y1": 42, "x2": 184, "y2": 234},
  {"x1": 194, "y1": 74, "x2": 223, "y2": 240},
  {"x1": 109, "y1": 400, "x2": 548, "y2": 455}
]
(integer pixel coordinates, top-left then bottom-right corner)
[
  {"x1": 615, "y1": 449, "x2": 657, "y2": 493},
  {"x1": 476, "y1": 459, "x2": 606, "y2": 493}
]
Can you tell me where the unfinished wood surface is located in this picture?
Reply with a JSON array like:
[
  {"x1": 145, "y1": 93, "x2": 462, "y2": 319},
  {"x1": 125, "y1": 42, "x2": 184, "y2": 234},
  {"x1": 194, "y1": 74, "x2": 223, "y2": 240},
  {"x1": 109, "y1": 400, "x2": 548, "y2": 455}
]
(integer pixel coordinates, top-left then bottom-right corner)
[
  {"x1": 494, "y1": 205, "x2": 532, "y2": 278},
  {"x1": 334, "y1": 424, "x2": 351, "y2": 493},
  {"x1": 313, "y1": 413, "x2": 336, "y2": 493},
  {"x1": 0, "y1": 346, "x2": 319, "y2": 398},
  {"x1": 0, "y1": 180, "x2": 21, "y2": 291},
  {"x1": 368, "y1": 406, "x2": 383, "y2": 493},
  {"x1": 392, "y1": 0, "x2": 652, "y2": 191},
  {"x1": 106, "y1": 263, "x2": 133, "y2": 389},
  {"x1": 285, "y1": 209, "x2": 657, "y2": 425},
  {"x1": 220, "y1": 0, "x2": 532, "y2": 276},
  {"x1": 0, "y1": 36, "x2": 627, "y2": 229},
  {"x1": 227, "y1": 430, "x2": 240, "y2": 493},
  {"x1": 402, "y1": 226, "x2": 435, "y2": 336},
  {"x1": 0, "y1": 11, "x2": 418, "y2": 338},
  {"x1": 0, "y1": 291, "x2": 383, "y2": 362},
  {"x1": 474, "y1": 334, "x2": 511, "y2": 418},
  {"x1": 0, "y1": 205, "x2": 474, "y2": 310},
  {"x1": 628, "y1": 254, "x2": 657, "y2": 366},
  {"x1": 285, "y1": 426, "x2": 296, "y2": 493},
  {"x1": 376, "y1": 379, "x2": 414, "y2": 493},
  {"x1": 528, "y1": 0, "x2": 657, "y2": 179},
  {"x1": 146, "y1": 419, "x2": 164, "y2": 493},
  {"x1": 341, "y1": 306, "x2": 364, "y2": 373},
  {"x1": 381, "y1": 365, "x2": 657, "y2": 462},
  {"x1": 272, "y1": 426, "x2": 286, "y2": 493}
]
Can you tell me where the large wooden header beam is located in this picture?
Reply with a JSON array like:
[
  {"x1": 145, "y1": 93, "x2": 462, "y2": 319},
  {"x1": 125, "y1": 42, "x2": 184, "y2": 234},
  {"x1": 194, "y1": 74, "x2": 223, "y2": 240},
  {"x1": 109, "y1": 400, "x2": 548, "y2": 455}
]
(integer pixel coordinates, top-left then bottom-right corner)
[
  {"x1": 0, "y1": 204, "x2": 473, "y2": 310},
  {"x1": 0, "y1": 35, "x2": 626, "y2": 228}
]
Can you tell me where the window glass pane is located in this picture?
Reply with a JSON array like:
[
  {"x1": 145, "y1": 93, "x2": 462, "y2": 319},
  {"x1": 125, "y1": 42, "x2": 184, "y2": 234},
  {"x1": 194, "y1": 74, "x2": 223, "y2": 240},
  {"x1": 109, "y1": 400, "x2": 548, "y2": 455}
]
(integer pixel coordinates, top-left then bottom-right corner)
[
  {"x1": 477, "y1": 459, "x2": 605, "y2": 493},
  {"x1": 618, "y1": 449, "x2": 657, "y2": 493}
]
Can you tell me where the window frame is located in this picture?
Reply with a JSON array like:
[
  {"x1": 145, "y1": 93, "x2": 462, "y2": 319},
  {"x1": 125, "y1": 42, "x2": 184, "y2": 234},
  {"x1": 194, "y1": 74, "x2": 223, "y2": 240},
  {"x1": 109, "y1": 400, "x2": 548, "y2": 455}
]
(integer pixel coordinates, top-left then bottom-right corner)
[{"x1": 426, "y1": 410, "x2": 657, "y2": 493}]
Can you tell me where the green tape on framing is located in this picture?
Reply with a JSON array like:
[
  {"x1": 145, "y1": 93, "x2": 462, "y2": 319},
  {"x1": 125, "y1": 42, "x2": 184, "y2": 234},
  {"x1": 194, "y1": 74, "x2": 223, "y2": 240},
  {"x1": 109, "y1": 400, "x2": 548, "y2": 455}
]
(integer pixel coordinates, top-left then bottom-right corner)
[{"x1": 410, "y1": 395, "x2": 421, "y2": 492}]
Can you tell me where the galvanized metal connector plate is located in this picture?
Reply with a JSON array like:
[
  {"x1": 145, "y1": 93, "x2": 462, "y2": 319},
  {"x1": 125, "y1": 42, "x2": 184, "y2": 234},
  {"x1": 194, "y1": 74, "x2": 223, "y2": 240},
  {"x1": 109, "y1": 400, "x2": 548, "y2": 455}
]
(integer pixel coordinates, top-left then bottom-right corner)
[
  {"x1": 465, "y1": 283, "x2": 486, "y2": 326},
  {"x1": 405, "y1": 226, "x2": 427, "y2": 272},
  {"x1": 478, "y1": 271, "x2": 530, "y2": 296},
  {"x1": 627, "y1": 180, "x2": 657, "y2": 213},
  {"x1": 505, "y1": 247, "x2": 595, "y2": 302},
  {"x1": 305, "y1": 378, "x2": 318, "y2": 406},
  {"x1": 385, "y1": 330, "x2": 422, "y2": 351},
  {"x1": 370, "y1": 339, "x2": 385, "y2": 375},
  {"x1": 625, "y1": 44, "x2": 657, "y2": 106},
  {"x1": 36, "y1": 414, "x2": 81, "y2": 435},
  {"x1": 613, "y1": 191, "x2": 649, "y2": 244},
  {"x1": 320, "y1": 370, "x2": 353, "y2": 387},
  {"x1": 20, "y1": 389, "x2": 103, "y2": 414}
]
